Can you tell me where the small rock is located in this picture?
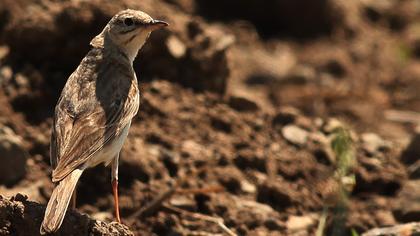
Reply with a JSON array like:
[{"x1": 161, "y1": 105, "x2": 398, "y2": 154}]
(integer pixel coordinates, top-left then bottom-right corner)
[
  {"x1": 281, "y1": 125, "x2": 309, "y2": 146},
  {"x1": 181, "y1": 140, "x2": 209, "y2": 158},
  {"x1": 14, "y1": 73, "x2": 30, "y2": 89},
  {"x1": 166, "y1": 35, "x2": 186, "y2": 58},
  {"x1": 322, "y1": 118, "x2": 344, "y2": 134},
  {"x1": 0, "y1": 66, "x2": 13, "y2": 82},
  {"x1": 228, "y1": 95, "x2": 259, "y2": 112},
  {"x1": 392, "y1": 180, "x2": 420, "y2": 222},
  {"x1": 0, "y1": 46, "x2": 9, "y2": 61},
  {"x1": 169, "y1": 196, "x2": 196, "y2": 210},
  {"x1": 240, "y1": 180, "x2": 256, "y2": 194},
  {"x1": 249, "y1": 170, "x2": 268, "y2": 184},
  {"x1": 286, "y1": 215, "x2": 316, "y2": 233},
  {"x1": 0, "y1": 66, "x2": 13, "y2": 91},
  {"x1": 361, "y1": 133, "x2": 391, "y2": 155},
  {"x1": 91, "y1": 212, "x2": 113, "y2": 222},
  {"x1": 0, "y1": 126, "x2": 28, "y2": 186}
]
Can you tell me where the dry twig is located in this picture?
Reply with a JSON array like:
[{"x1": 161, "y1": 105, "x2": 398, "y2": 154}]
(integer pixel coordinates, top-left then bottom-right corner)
[
  {"x1": 176, "y1": 185, "x2": 224, "y2": 194},
  {"x1": 164, "y1": 204, "x2": 237, "y2": 236},
  {"x1": 385, "y1": 109, "x2": 420, "y2": 124},
  {"x1": 130, "y1": 163, "x2": 221, "y2": 218},
  {"x1": 131, "y1": 180, "x2": 179, "y2": 218}
]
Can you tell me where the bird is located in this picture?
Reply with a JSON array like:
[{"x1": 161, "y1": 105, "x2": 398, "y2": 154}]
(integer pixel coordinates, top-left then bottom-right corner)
[{"x1": 40, "y1": 9, "x2": 168, "y2": 234}]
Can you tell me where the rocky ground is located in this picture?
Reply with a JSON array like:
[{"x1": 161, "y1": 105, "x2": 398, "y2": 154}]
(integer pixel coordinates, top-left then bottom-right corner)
[{"x1": 0, "y1": 0, "x2": 419, "y2": 235}]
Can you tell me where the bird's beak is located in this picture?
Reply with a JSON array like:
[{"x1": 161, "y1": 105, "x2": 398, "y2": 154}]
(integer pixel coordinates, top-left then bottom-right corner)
[{"x1": 147, "y1": 19, "x2": 169, "y2": 30}]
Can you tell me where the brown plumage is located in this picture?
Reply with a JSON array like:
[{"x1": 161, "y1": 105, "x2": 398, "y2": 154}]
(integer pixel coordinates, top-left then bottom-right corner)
[{"x1": 40, "y1": 9, "x2": 168, "y2": 234}]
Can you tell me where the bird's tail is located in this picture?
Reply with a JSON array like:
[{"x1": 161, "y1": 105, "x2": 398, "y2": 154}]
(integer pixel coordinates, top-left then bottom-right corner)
[{"x1": 40, "y1": 168, "x2": 84, "y2": 234}]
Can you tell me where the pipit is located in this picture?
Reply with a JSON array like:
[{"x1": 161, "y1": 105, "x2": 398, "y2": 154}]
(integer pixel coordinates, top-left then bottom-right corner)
[{"x1": 40, "y1": 9, "x2": 168, "y2": 234}]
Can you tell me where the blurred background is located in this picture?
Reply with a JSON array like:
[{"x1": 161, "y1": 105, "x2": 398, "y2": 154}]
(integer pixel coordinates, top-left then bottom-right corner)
[{"x1": 0, "y1": 0, "x2": 419, "y2": 235}]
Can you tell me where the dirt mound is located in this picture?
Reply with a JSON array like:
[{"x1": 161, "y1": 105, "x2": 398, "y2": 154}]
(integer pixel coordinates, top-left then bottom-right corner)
[{"x1": 0, "y1": 194, "x2": 132, "y2": 235}]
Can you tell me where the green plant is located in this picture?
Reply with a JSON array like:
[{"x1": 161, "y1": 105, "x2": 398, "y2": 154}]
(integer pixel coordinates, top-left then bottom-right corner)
[{"x1": 316, "y1": 126, "x2": 356, "y2": 236}]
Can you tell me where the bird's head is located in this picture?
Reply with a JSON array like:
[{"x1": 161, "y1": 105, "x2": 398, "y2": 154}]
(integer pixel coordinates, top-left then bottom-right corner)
[{"x1": 91, "y1": 9, "x2": 168, "y2": 61}]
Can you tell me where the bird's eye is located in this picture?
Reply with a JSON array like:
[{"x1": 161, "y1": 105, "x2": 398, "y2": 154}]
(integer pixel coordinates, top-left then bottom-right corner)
[{"x1": 124, "y1": 18, "x2": 134, "y2": 26}]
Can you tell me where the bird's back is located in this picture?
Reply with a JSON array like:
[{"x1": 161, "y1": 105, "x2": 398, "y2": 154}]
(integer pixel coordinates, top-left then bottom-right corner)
[{"x1": 50, "y1": 47, "x2": 139, "y2": 182}]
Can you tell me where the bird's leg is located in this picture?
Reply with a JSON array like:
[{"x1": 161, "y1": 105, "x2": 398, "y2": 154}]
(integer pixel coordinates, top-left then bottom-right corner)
[{"x1": 111, "y1": 155, "x2": 121, "y2": 223}]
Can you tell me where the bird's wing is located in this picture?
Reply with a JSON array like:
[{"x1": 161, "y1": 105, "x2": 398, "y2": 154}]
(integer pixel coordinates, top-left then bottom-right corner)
[{"x1": 50, "y1": 53, "x2": 139, "y2": 182}]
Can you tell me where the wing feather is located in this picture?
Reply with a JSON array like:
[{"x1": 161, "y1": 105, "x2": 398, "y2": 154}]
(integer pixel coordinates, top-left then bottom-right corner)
[{"x1": 50, "y1": 49, "x2": 139, "y2": 182}]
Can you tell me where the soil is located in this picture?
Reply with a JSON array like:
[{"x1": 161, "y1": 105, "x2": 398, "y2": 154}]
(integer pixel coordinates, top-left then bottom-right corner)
[{"x1": 0, "y1": 0, "x2": 419, "y2": 235}]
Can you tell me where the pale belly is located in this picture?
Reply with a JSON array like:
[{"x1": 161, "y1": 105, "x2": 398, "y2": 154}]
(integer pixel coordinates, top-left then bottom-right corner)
[{"x1": 84, "y1": 121, "x2": 131, "y2": 168}]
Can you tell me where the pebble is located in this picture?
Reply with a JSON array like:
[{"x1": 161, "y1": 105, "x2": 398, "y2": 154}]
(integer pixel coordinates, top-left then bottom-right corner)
[
  {"x1": 322, "y1": 118, "x2": 344, "y2": 134},
  {"x1": 281, "y1": 125, "x2": 309, "y2": 146},
  {"x1": 286, "y1": 215, "x2": 316, "y2": 233},
  {"x1": 361, "y1": 133, "x2": 391, "y2": 155},
  {"x1": 166, "y1": 35, "x2": 186, "y2": 58}
]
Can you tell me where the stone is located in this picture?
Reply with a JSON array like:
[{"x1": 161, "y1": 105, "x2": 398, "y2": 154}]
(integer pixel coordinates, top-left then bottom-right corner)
[
  {"x1": 0, "y1": 66, "x2": 13, "y2": 88},
  {"x1": 392, "y1": 180, "x2": 420, "y2": 222},
  {"x1": 281, "y1": 125, "x2": 309, "y2": 146},
  {"x1": 322, "y1": 118, "x2": 344, "y2": 134},
  {"x1": 181, "y1": 140, "x2": 209, "y2": 158},
  {"x1": 14, "y1": 73, "x2": 30, "y2": 89},
  {"x1": 0, "y1": 46, "x2": 9, "y2": 61},
  {"x1": 361, "y1": 133, "x2": 391, "y2": 155},
  {"x1": 240, "y1": 180, "x2": 256, "y2": 194},
  {"x1": 286, "y1": 215, "x2": 316, "y2": 233},
  {"x1": 91, "y1": 212, "x2": 113, "y2": 222},
  {"x1": 166, "y1": 35, "x2": 186, "y2": 58},
  {"x1": 0, "y1": 126, "x2": 28, "y2": 186},
  {"x1": 169, "y1": 196, "x2": 196, "y2": 210}
]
